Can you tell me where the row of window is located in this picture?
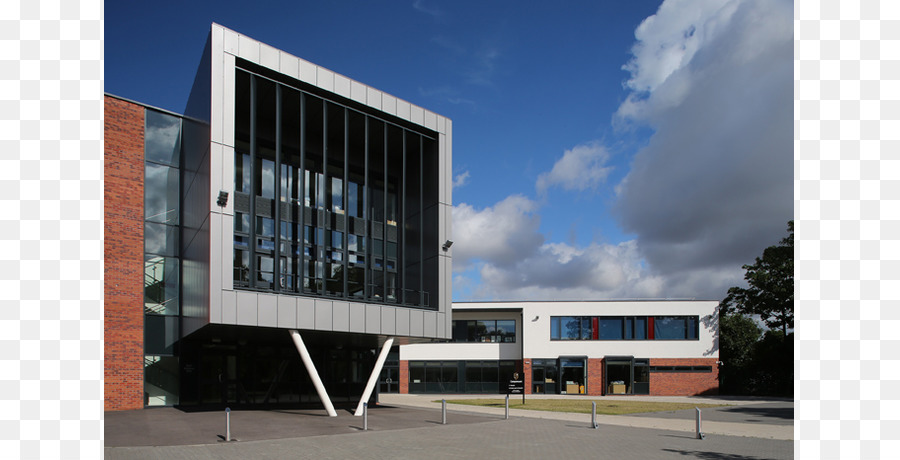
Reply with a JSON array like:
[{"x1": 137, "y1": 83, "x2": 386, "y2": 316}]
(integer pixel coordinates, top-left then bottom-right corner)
[
  {"x1": 550, "y1": 316, "x2": 700, "y2": 341},
  {"x1": 451, "y1": 319, "x2": 516, "y2": 343}
]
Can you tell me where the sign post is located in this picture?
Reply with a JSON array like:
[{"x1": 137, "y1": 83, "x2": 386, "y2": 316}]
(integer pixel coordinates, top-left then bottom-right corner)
[{"x1": 508, "y1": 372, "x2": 525, "y2": 405}]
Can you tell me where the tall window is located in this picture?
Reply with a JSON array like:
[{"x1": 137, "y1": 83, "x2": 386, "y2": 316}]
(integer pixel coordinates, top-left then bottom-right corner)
[
  {"x1": 144, "y1": 109, "x2": 182, "y2": 406},
  {"x1": 232, "y1": 67, "x2": 440, "y2": 308}
]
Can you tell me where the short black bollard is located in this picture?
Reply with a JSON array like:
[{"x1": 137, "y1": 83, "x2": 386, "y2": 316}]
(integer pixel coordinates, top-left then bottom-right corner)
[
  {"x1": 225, "y1": 407, "x2": 231, "y2": 442},
  {"x1": 442, "y1": 399, "x2": 447, "y2": 425},
  {"x1": 363, "y1": 402, "x2": 368, "y2": 431},
  {"x1": 696, "y1": 407, "x2": 704, "y2": 440}
]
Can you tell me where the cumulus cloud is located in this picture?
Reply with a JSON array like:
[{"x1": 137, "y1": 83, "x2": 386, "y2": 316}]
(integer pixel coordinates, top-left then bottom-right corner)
[
  {"x1": 613, "y1": 0, "x2": 793, "y2": 296},
  {"x1": 452, "y1": 198, "x2": 665, "y2": 300},
  {"x1": 452, "y1": 195, "x2": 544, "y2": 270},
  {"x1": 536, "y1": 142, "x2": 612, "y2": 195}
]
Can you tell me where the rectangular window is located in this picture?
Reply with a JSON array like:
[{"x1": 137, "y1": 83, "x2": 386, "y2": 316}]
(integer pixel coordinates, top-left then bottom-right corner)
[
  {"x1": 451, "y1": 320, "x2": 516, "y2": 343},
  {"x1": 598, "y1": 317, "x2": 624, "y2": 340},
  {"x1": 653, "y1": 316, "x2": 699, "y2": 340}
]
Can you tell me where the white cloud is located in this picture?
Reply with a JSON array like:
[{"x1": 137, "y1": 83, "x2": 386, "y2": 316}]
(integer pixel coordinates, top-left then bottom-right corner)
[
  {"x1": 536, "y1": 142, "x2": 612, "y2": 195},
  {"x1": 612, "y1": 0, "x2": 793, "y2": 296},
  {"x1": 452, "y1": 171, "x2": 470, "y2": 189},
  {"x1": 452, "y1": 197, "x2": 667, "y2": 300},
  {"x1": 452, "y1": 195, "x2": 544, "y2": 270}
]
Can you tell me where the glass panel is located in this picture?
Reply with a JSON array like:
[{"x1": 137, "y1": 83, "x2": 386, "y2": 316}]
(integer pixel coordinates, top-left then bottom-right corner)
[
  {"x1": 144, "y1": 315, "x2": 179, "y2": 355},
  {"x1": 235, "y1": 153, "x2": 251, "y2": 193},
  {"x1": 581, "y1": 317, "x2": 592, "y2": 340},
  {"x1": 598, "y1": 318, "x2": 624, "y2": 340},
  {"x1": 635, "y1": 317, "x2": 647, "y2": 339},
  {"x1": 144, "y1": 256, "x2": 179, "y2": 316},
  {"x1": 550, "y1": 317, "x2": 561, "y2": 340},
  {"x1": 144, "y1": 355, "x2": 179, "y2": 406},
  {"x1": 562, "y1": 316, "x2": 581, "y2": 340},
  {"x1": 145, "y1": 110, "x2": 181, "y2": 167},
  {"x1": 144, "y1": 222, "x2": 178, "y2": 257},
  {"x1": 144, "y1": 163, "x2": 180, "y2": 224},
  {"x1": 496, "y1": 320, "x2": 516, "y2": 343},
  {"x1": 654, "y1": 317, "x2": 687, "y2": 339}
]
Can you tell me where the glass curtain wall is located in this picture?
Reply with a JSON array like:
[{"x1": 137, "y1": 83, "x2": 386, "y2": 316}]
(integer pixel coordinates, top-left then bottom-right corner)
[
  {"x1": 233, "y1": 68, "x2": 439, "y2": 308},
  {"x1": 144, "y1": 108, "x2": 182, "y2": 406}
]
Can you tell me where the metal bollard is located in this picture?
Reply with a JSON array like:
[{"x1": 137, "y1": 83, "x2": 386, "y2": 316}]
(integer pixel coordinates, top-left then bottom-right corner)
[
  {"x1": 225, "y1": 407, "x2": 231, "y2": 442},
  {"x1": 363, "y1": 402, "x2": 368, "y2": 431},
  {"x1": 696, "y1": 407, "x2": 704, "y2": 440},
  {"x1": 591, "y1": 402, "x2": 598, "y2": 429},
  {"x1": 505, "y1": 394, "x2": 509, "y2": 420},
  {"x1": 442, "y1": 399, "x2": 447, "y2": 425}
]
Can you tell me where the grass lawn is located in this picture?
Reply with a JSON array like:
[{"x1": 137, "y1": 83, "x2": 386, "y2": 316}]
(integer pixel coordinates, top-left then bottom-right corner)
[{"x1": 438, "y1": 399, "x2": 728, "y2": 416}]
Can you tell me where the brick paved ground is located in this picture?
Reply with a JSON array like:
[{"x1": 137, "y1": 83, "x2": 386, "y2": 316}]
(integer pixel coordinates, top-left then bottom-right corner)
[
  {"x1": 105, "y1": 397, "x2": 793, "y2": 459},
  {"x1": 106, "y1": 415, "x2": 793, "y2": 460}
]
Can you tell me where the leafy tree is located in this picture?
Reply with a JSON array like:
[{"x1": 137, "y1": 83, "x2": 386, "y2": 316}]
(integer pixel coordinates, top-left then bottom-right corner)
[
  {"x1": 717, "y1": 313, "x2": 761, "y2": 394},
  {"x1": 722, "y1": 221, "x2": 793, "y2": 335}
]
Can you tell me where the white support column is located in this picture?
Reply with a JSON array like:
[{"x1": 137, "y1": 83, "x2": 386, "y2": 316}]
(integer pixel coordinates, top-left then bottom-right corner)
[
  {"x1": 354, "y1": 337, "x2": 394, "y2": 416},
  {"x1": 289, "y1": 330, "x2": 337, "y2": 417}
]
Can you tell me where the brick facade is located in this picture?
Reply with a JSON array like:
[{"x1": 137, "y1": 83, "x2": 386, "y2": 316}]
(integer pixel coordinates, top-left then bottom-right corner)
[
  {"x1": 649, "y1": 358, "x2": 719, "y2": 396},
  {"x1": 104, "y1": 95, "x2": 145, "y2": 411},
  {"x1": 586, "y1": 358, "x2": 604, "y2": 395},
  {"x1": 522, "y1": 359, "x2": 532, "y2": 395},
  {"x1": 399, "y1": 360, "x2": 409, "y2": 394}
]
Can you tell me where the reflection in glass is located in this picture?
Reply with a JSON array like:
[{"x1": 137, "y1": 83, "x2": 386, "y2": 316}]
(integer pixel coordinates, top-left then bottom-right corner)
[
  {"x1": 144, "y1": 222, "x2": 178, "y2": 257},
  {"x1": 144, "y1": 256, "x2": 179, "y2": 316},
  {"x1": 145, "y1": 110, "x2": 181, "y2": 167},
  {"x1": 144, "y1": 355, "x2": 179, "y2": 406},
  {"x1": 145, "y1": 163, "x2": 180, "y2": 224}
]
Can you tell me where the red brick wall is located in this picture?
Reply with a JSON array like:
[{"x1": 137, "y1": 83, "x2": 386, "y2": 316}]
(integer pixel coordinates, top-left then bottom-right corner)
[
  {"x1": 649, "y1": 358, "x2": 719, "y2": 396},
  {"x1": 586, "y1": 358, "x2": 604, "y2": 395},
  {"x1": 399, "y1": 360, "x2": 409, "y2": 394},
  {"x1": 523, "y1": 359, "x2": 532, "y2": 395},
  {"x1": 104, "y1": 95, "x2": 145, "y2": 411}
]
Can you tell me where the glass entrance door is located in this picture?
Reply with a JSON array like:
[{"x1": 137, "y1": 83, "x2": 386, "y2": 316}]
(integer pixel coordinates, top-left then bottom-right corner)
[
  {"x1": 379, "y1": 365, "x2": 399, "y2": 393},
  {"x1": 559, "y1": 357, "x2": 586, "y2": 394},
  {"x1": 604, "y1": 356, "x2": 649, "y2": 395}
]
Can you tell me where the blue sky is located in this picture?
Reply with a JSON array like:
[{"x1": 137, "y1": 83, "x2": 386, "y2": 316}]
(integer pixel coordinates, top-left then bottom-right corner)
[{"x1": 105, "y1": 0, "x2": 793, "y2": 302}]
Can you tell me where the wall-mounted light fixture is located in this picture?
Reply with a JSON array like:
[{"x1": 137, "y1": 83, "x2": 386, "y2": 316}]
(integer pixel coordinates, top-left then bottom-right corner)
[
  {"x1": 217, "y1": 191, "x2": 229, "y2": 207},
  {"x1": 532, "y1": 316, "x2": 540, "y2": 322},
  {"x1": 442, "y1": 240, "x2": 454, "y2": 251}
]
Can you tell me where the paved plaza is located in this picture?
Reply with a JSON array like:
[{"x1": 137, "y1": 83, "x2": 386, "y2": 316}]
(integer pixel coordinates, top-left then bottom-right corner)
[{"x1": 105, "y1": 395, "x2": 794, "y2": 459}]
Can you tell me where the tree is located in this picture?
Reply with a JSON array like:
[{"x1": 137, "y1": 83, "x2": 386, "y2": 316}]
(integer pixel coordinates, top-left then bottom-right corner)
[
  {"x1": 717, "y1": 313, "x2": 761, "y2": 394},
  {"x1": 722, "y1": 221, "x2": 793, "y2": 335}
]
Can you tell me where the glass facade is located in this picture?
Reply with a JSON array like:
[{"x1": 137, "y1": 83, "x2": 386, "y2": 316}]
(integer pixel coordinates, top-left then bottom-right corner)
[
  {"x1": 233, "y1": 68, "x2": 440, "y2": 308},
  {"x1": 408, "y1": 360, "x2": 517, "y2": 394},
  {"x1": 144, "y1": 108, "x2": 182, "y2": 406},
  {"x1": 550, "y1": 316, "x2": 699, "y2": 341}
]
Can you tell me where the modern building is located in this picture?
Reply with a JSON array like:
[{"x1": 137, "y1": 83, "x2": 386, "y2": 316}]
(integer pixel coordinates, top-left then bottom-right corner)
[
  {"x1": 397, "y1": 301, "x2": 720, "y2": 396},
  {"x1": 105, "y1": 23, "x2": 454, "y2": 412}
]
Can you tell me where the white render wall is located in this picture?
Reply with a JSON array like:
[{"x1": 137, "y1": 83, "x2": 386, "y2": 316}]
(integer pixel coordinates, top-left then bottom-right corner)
[
  {"x1": 205, "y1": 23, "x2": 452, "y2": 340},
  {"x1": 401, "y1": 301, "x2": 719, "y2": 361}
]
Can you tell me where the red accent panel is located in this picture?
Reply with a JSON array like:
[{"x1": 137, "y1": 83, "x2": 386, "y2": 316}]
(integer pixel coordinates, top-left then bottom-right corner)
[
  {"x1": 648, "y1": 317, "x2": 655, "y2": 340},
  {"x1": 592, "y1": 317, "x2": 598, "y2": 340}
]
